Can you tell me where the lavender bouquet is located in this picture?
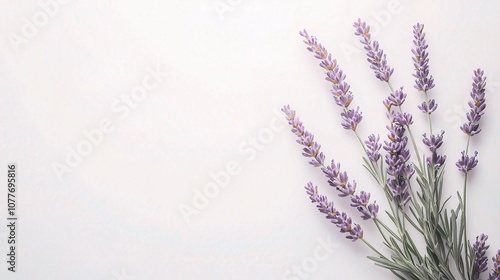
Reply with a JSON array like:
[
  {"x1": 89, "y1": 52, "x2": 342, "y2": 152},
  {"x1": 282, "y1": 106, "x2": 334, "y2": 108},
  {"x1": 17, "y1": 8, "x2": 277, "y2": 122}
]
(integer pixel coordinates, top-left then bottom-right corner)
[{"x1": 283, "y1": 19, "x2": 499, "y2": 280}]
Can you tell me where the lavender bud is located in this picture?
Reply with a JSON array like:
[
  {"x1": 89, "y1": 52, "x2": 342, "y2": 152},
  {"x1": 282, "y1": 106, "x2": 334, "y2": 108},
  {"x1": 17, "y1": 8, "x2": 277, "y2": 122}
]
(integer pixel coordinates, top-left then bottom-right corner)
[
  {"x1": 365, "y1": 134, "x2": 382, "y2": 162},
  {"x1": 456, "y1": 151, "x2": 478, "y2": 173},
  {"x1": 418, "y1": 99, "x2": 438, "y2": 114},
  {"x1": 472, "y1": 234, "x2": 489, "y2": 280},
  {"x1": 385, "y1": 87, "x2": 407, "y2": 107},
  {"x1": 341, "y1": 107, "x2": 363, "y2": 131}
]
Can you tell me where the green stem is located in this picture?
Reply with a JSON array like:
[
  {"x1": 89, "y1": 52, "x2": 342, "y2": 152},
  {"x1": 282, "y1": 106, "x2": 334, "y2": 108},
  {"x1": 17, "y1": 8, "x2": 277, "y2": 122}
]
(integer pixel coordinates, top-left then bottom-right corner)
[
  {"x1": 424, "y1": 90, "x2": 433, "y2": 135},
  {"x1": 463, "y1": 173, "x2": 469, "y2": 278},
  {"x1": 375, "y1": 217, "x2": 402, "y2": 243},
  {"x1": 463, "y1": 135, "x2": 471, "y2": 278},
  {"x1": 388, "y1": 81, "x2": 394, "y2": 92},
  {"x1": 361, "y1": 237, "x2": 388, "y2": 260}
]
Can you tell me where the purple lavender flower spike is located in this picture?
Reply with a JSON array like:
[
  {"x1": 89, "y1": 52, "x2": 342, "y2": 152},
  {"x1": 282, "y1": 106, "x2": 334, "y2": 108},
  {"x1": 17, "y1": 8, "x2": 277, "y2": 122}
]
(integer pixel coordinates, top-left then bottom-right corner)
[
  {"x1": 456, "y1": 151, "x2": 478, "y2": 173},
  {"x1": 341, "y1": 107, "x2": 363, "y2": 131},
  {"x1": 353, "y1": 19, "x2": 394, "y2": 82},
  {"x1": 304, "y1": 182, "x2": 363, "y2": 241},
  {"x1": 384, "y1": 113, "x2": 414, "y2": 206},
  {"x1": 282, "y1": 105, "x2": 325, "y2": 167},
  {"x1": 412, "y1": 23, "x2": 435, "y2": 92},
  {"x1": 461, "y1": 69, "x2": 487, "y2": 136},
  {"x1": 300, "y1": 30, "x2": 356, "y2": 112},
  {"x1": 489, "y1": 250, "x2": 500, "y2": 280},
  {"x1": 472, "y1": 234, "x2": 489, "y2": 280},
  {"x1": 365, "y1": 134, "x2": 382, "y2": 162},
  {"x1": 422, "y1": 131, "x2": 447, "y2": 168}
]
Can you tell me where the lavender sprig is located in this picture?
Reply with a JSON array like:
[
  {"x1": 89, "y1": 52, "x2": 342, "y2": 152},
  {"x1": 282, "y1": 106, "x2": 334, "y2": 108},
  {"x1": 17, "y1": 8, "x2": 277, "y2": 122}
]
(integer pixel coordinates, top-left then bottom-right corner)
[
  {"x1": 460, "y1": 69, "x2": 487, "y2": 137},
  {"x1": 282, "y1": 105, "x2": 325, "y2": 167},
  {"x1": 286, "y1": 21, "x2": 497, "y2": 280},
  {"x1": 353, "y1": 19, "x2": 394, "y2": 82},
  {"x1": 300, "y1": 30, "x2": 363, "y2": 130},
  {"x1": 305, "y1": 182, "x2": 363, "y2": 241},
  {"x1": 412, "y1": 23, "x2": 435, "y2": 92},
  {"x1": 456, "y1": 69, "x2": 487, "y2": 278}
]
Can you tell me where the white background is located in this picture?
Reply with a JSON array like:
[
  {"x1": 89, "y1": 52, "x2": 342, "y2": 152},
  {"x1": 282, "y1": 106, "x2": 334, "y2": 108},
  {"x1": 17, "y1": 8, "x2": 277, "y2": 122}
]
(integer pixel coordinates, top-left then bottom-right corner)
[{"x1": 1, "y1": 0, "x2": 500, "y2": 279}]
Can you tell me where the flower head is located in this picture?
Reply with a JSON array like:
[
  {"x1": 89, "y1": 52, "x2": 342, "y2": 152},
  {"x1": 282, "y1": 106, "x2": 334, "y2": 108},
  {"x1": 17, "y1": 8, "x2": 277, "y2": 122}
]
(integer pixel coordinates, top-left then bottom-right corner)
[
  {"x1": 472, "y1": 234, "x2": 489, "y2": 280},
  {"x1": 299, "y1": 30, "x2": 363, "y2": 129},
  {"x1": 282, "y1": 105, "x2": 326, "y2": 167},
  {"x1": 461, "y1": 69, "x2": 487, "y2": 136},
  {"x1": 299, "y1": 30, "x2": 328, "y2": 60},
  {"x1": 412, "y1": 23, "x2": 435, "y2": 92},
  {"x1": 353, "y1": 19, "x2": 394, "y2": 82},
  {"x1": 384, "y1": 114, "x2": 414, "y2": 205}
]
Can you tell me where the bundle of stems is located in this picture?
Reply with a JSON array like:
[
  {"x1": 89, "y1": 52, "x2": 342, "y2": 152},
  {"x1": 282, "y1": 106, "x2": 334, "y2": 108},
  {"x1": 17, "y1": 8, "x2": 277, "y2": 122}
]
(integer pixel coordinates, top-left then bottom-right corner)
[{"x1": 282, "y1": 19, "x2": 499, "y2": 280}]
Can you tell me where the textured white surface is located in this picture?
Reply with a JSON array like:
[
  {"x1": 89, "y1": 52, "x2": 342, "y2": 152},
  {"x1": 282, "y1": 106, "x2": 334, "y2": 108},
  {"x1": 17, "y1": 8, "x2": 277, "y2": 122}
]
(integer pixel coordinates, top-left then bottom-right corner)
[{"x1": 1, "y1": 1, "x2": 500, "y2": 279}]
